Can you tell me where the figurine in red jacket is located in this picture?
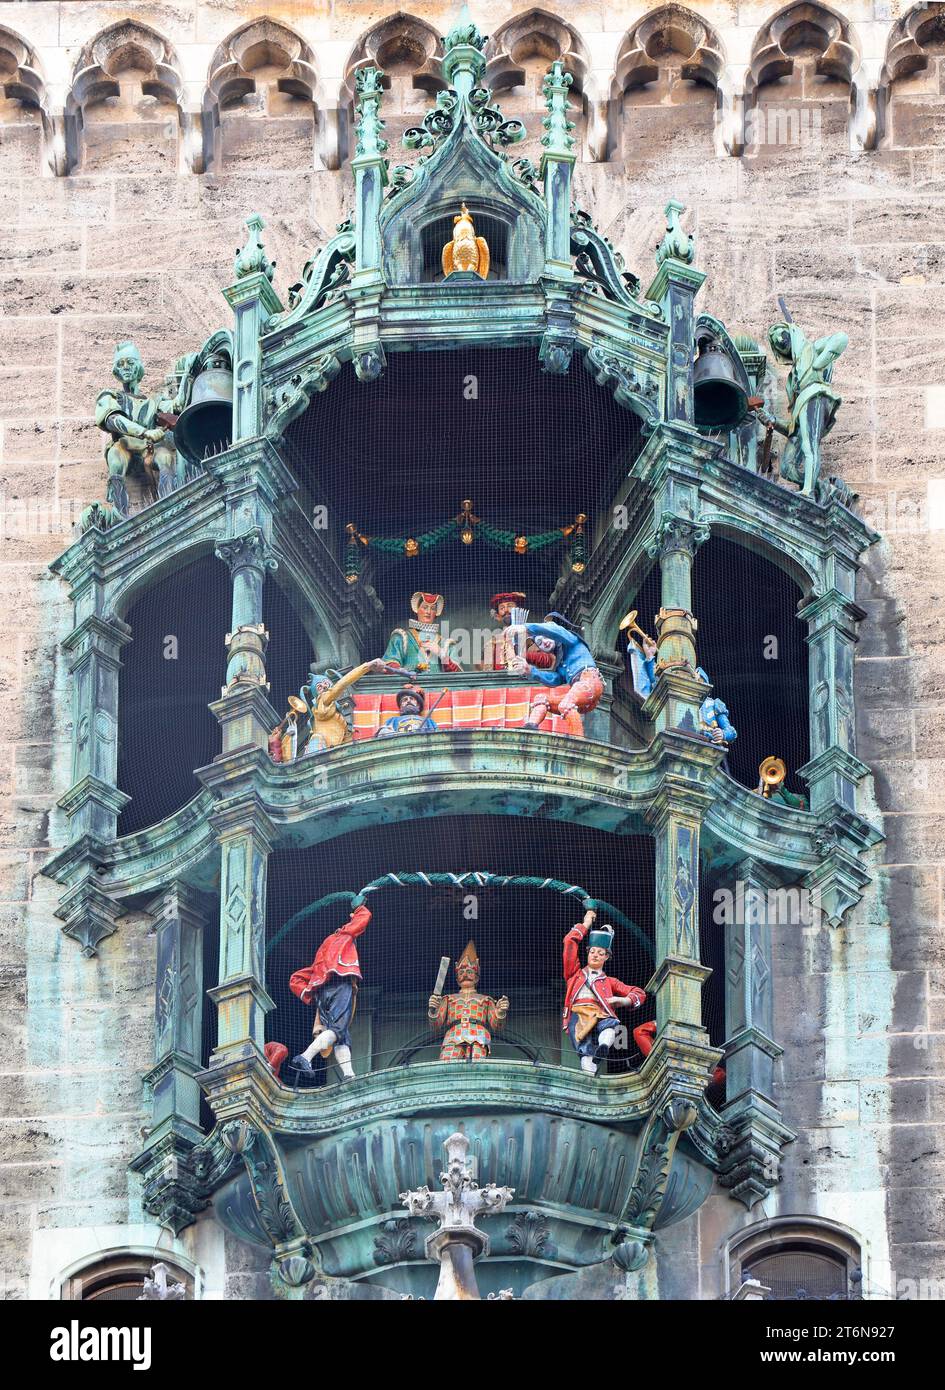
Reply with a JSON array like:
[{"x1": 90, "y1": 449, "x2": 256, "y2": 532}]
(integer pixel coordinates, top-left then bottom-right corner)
[
  {"x1": 288, "y1": 904, "x2": 370, "y2": 1081},
  {"x1": 563, "y1": 910, "x2": 645, "y2": 1076}
]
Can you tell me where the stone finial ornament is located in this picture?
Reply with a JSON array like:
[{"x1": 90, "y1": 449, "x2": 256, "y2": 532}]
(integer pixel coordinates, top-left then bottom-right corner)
[
  {"x1": 655, "y1": 199, "x2": 695, "y2": 267},
  {"x1": 234, "y1": 213, "x2": 275, "y2": 283},
  {"x1": 400, "y1": 1131, "x2": 514, "y2": 1300},
  {"x1": 442, "y1": 203, "x2": 490, "y2": 278}
]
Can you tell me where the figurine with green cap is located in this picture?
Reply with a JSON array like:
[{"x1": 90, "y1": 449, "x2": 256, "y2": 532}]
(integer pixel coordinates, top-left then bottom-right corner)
[{"x1": 562, "y1": 908, "x2": 646, "y2": 1075}]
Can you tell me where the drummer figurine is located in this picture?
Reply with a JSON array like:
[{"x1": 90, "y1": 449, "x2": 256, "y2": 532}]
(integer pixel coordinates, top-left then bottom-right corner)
[{"x1": 562, "y1": 909, "x2": 646, "y2": 1075}]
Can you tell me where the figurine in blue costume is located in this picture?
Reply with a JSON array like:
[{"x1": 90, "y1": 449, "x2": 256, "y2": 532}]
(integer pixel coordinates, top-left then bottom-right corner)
[
  {"x1": 696, "y1": 668, "x2": 737, "y2": 748},
  {"x1": 619, "y1": 609, "x2": 658, "y2": 699},
  {"x1": 374, "y1": 684, "x2": 440, "y2": 738},
  {"x1": 507, "y1": 611, "x2": 603, "y2": 738}
]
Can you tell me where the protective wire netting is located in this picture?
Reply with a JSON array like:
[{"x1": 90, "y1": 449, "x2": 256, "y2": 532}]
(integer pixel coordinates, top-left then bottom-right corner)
[
  {"x1": 263, "y1": 817, "x2": 656, "y2": 1081},
  {"x1": 112, "y1": 343, "x2": 807, "y2": 1111}
]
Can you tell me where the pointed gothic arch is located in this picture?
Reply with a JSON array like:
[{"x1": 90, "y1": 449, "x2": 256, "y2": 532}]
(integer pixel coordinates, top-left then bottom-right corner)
[
  {"x1": 204, "y1": 17, "x2": 319, "y2": 171},
  {"x1": 66, "y1": 21, "x2": 185, "y2": 173}
]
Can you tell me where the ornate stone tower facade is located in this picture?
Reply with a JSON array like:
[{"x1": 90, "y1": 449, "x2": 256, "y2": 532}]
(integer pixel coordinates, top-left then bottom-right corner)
[{"x1": 1, "y1": 3, "x2": 942, "y2": 1303}]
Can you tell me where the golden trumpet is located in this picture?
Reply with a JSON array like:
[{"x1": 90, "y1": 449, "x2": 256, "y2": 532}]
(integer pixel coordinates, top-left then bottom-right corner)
[
  {"x1": 758, "y1": 756, "x2": 787, "y2": 796},
  {"x1": 619, "y1": 608, "x2": 655, "y2": 647}
]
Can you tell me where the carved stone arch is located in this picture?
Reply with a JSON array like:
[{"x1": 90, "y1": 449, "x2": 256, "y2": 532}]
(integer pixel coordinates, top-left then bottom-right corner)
[
  {"x1": 67, "y1": 21, "x2": 185, "y2": 174},
  {"x1": 879, "y1": 3, "x2": 945, "y2": 150},
  {"x1": 613, "y1": 5, "x2": 725, "y2": 96},
  {"x1": 0, "y1": 26, "x2": 49, "y2": 124},
  {"x1": 204, "y1": 18, "x2": 319, "y2": 172},
  {"x1": 341, "y1": 13, "x2": 445, "y2": 168},
  {"x1": 481, "y1": 7, "x2": 592, "y2": 160},
  {"x1": 746, "y1": 3, "x2": 859, "y2": 96},
  {"x1": 726, "y1": 1215, "x2": 863, "y2": 1299},
  {"x1": 883, "y1": 2, "x2": 945, "y2": 85},
  {"x1": 486, "y1": 8, "x2": 591, "y2": 95},
  {"x1": 343, "y1": 13, "x2": 445, "y2": 96},
  {"x1": 0, "y1": 26, "x2": 51, "y2": 171}
]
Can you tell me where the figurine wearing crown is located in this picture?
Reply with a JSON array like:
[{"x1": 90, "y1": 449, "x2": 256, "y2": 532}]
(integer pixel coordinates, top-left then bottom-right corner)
[
  {"x1": 428, "y1": 941, "x2": 509, "y2": 1061},
  {"x1": 442, "y1": 203, "x2": 490, "y2": 279},
  {"x1": 562, "y1": 910, "x2": 646, "y2": 1075},
  {"x1": 383, "y1": 592, "x2": 462, "y2": 673}
]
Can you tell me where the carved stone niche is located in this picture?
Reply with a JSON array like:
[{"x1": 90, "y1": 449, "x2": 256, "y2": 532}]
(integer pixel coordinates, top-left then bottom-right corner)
[
  {"x1": 744, "y1": 3, "x2": 858, "y2": 155},
  {"x1": 881, "y1": 4, "x2": 945, "y2": 150},
  {"x1": 204, "y1": 19, "x2": 318, "y2": 173},
  {"x1": 484, "y1": 9, "x2": 590, "y2": 162},
  {"x1": 67, "y1": 22, "x2": 185, "y2": 175},
  {"x1": 613, "y1": 6, "x2": 724, "y2": 161},
  {"x1": 0, "y1": 27, "x2": 50, "y2": 173},
  {"x1": 343, "y1": 15, "x2": 445, "y2": 162}
]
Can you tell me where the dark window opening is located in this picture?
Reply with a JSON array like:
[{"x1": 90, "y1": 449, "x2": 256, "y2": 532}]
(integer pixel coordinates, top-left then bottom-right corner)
[
  {"x1": 744, "y1": 1242, "x2": 852, "y2": 1301},
  {"x1": 117, "y1": 554, "x2": 229, "y2": 836}
]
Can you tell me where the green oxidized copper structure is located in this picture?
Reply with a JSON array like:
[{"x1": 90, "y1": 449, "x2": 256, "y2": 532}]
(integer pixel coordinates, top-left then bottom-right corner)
[{"x1": 45, "y1": 16, "x2": 881, "y2": 1300}]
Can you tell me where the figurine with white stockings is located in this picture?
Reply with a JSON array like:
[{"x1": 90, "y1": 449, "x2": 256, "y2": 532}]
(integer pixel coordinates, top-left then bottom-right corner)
[
  {"x1": 288, "y1": 904, "x2": 370, "y2": 1081},
  {"x1": 562, "y1": 910, "x2": 645, "y2": 1076}
]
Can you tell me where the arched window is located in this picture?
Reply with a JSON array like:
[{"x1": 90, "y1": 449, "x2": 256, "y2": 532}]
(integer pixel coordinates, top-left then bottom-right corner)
[
  {"x1": 63, "y1": 1255, "x2": 192, "y2": 1301},
  {"x1": 730, "y1": 1219, "x2": 862, "y2": 1300}
]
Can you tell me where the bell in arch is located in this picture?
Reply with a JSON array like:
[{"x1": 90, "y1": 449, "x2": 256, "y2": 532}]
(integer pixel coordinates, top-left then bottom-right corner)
[
  {"x1": 693, "y1": 333, "x2": 749, "y2": 429},
  {"x1": 174, "y1": 355, "x2": 234, "y2": 466}
]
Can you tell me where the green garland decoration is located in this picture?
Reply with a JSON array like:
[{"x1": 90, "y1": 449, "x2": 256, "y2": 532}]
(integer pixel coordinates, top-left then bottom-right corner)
[
  {"x1": 267, "y1": 870, "x2": 652, "y2": 959},
  {"x1": 344, "y1": 503, "x2": 587, "y2": 583}
]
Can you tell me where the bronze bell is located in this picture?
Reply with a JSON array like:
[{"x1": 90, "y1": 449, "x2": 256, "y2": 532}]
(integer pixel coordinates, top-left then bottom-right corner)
[
  {"x1": 693, "y1": 335, "x2": 749, "y2": 429},
  {"x1": 174, "y1": 361, "x2": 233, "y2": 466}
]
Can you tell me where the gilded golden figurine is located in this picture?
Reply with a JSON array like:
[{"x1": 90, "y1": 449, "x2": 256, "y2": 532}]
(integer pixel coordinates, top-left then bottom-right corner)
[{"x1": 442, "y1": 203, "x2": 490, "y2": 279}]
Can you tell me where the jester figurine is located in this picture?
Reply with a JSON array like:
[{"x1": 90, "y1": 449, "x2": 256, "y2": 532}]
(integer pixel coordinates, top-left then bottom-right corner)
[
  {"x1": 428, "y1": 941, "x2": 509, "y2": 1061},
  {"x1": 383, "y1": 592, "x2": 462, "y2": 672},
  {"x1": 507, "y1": 612, "x2": 604, "y2": 737},
  {"x1": 289, "y1": 903, "x2": 371, "y2": 1081},
  {"x1": 562, "y1": 910, "x2": 646, "y2": 1075},
  {"x1": 294, "y1": 657, "x2": 399, "y2": 755}
]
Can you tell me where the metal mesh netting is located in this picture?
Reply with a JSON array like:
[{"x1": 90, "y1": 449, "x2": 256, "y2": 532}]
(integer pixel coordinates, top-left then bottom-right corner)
[{"x1": 262, "y1": 816, "x2": 657, "y2": 1080}]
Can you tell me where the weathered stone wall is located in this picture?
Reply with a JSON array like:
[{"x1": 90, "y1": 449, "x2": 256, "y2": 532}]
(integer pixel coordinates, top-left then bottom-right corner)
[{"x1": 1, "y1": 1, "x2": 943, "y2": 1300}]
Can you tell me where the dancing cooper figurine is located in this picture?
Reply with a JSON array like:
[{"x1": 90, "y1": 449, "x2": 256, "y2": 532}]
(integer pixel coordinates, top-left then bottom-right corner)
[
  {"x1": 288, "y1": 903, "x2": 370, "y2": 1081},
  {"x1": 562, "y1": 910, "x2": 645, "y2": 1075}
]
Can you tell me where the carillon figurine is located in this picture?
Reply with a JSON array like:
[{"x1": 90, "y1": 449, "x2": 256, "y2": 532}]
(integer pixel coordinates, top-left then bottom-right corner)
[
  {"x1": 383, "y1": 592, "x2": 462, "y2": 672},
  {"x1": 95, "y1": 341, "x2": 185, "y2": 512},
  {"x1": 633, "y1": 1020, "x2": 725, "y2": 1090},
  {"x1": 291, "y1": 657, "x2": 396, "y2": 757},
  {"x1": 756, "y1": 755, "x2": 808, "y2": 810},
  {"x1": 288, "y1": 904, "x2": 371, "y2": 1081},
  {"x1": 442, "y1": 203, "x2": 490, "y2": 279},
  {"x1": 562, "y1": 910, "x2": 645, "y2": 1075},
  {"x1": 375, "y1": 684, "x2": 442, "y2": 737},
  {"x1": 488, "y1": 594, "x2": 555, "y2": 672},
  {"x1": 695, "y1": 668, "x2": 737, "y2": 748},
  {"x1": 428, "y1": 941, "x2": 509, "y2": 1061},
  {"x1": 507, "y1": 612, "x2": 603, "y2": 737},
  {"x1": 760, "y1": 313, "x2": 848, "y2": 501},
  {"x1": 620, "y1": 609, "x2": 658, "y2": 699}
]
